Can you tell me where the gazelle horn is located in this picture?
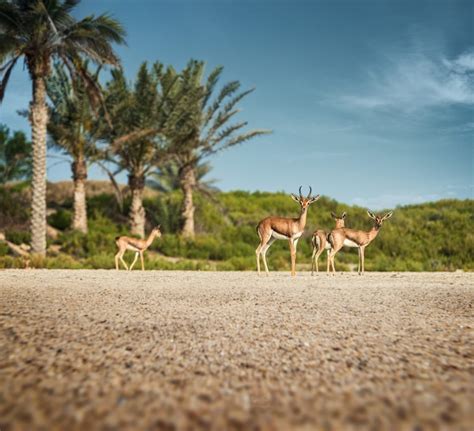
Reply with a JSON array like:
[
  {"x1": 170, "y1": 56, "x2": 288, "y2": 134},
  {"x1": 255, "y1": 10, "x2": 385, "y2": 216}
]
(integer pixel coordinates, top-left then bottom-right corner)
[
  {"x1": 307, "y1": 186, "x2": 312, "y2": 198},
  {"x1": 298, "y1": 186, "x2": 303, "y2": 198}
]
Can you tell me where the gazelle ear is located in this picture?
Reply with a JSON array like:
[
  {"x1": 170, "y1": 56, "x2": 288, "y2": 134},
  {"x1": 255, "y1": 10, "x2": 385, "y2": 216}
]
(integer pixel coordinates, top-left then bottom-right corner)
[
  {"x1": 290, "y1": 194, "x2": 300, "y2": 202},
  {"x1": 367, "y1": 210, "x2": 376, "y2": 219},
  {"x1": 310, "y1": 194, "x2": 321, "y2": 203},
  {"x1": 330, "y1": 211, "x2": 337, "y2": 219},
  {"x1": 342, "y1": 212, "x2": 347, "y2": 219},
  {"x1": 383, "y1": 211, "x2": 393, "y2": 220}
]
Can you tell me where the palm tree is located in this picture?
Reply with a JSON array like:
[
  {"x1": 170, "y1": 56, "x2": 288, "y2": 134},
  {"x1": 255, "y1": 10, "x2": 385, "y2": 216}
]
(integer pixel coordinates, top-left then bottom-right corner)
[
  {"x1": 0, "y1": 0, "x2": 125, "y2": 255},
  {"x1": 166, "y1": 60, "x2": 270, "y2": 238},
  {"x1": 0, "y1": 124, "x2": 32, "y2": 183},
  {"x1": 102, "y1": 62, "x2": 175, "y2": 238},
  {"x1": 147, "y1": 160, "x2": 218, "y2": 194},
  {"x1": 46, "y1": 62, "x2": 100, "y2": 234}
]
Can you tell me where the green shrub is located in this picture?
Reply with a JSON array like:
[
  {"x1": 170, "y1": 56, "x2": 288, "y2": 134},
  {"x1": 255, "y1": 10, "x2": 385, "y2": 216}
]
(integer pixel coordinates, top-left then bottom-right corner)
[
  {"x1": 5, "y1": 229, "x2": 31, "y2": 245},
  {"x1": 0, "y1": 242, "x2": 9, "y2": 256},
  {"x1": 84, "y1": 253, "x2": 116, "y2": 269},
  {"x1": 48, "y1": 209, "x2": 72, "y2": 230},
  {"x1": 44, "y1": 254, "x2": 82, "y2": 269},
  {"x1": 0, "y1": 256, "x2": 21, "y2": 268}
]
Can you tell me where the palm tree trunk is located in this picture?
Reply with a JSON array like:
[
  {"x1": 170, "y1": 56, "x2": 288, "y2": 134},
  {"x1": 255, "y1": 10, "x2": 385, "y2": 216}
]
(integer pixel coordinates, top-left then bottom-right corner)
[
  {"x1": 71, "y1": 156, "x2": 88, "y2": 234},
  {"x1": 29, "y1": 76, "x2": 48, "y2": 255},
  {"x1": 179, "y1": 165, "x2": 196, "y2": 238},
  {"x1": 129, "y1": 173, "x2": 145, "y2": 238}
]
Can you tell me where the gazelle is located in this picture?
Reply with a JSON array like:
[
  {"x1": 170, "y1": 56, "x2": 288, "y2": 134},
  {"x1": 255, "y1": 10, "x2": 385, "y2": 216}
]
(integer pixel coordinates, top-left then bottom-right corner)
[
  {"x1": 327, "y1": 211, "x2": 393, "y2": 275},
  {"x1": 115, "y1": 226, "x2": 162, "y2": 271},
  {"x1": 311, "y1": 212, "x2": 347, "y2": 275},
  {"x1": 256, "y1": 186, "x2": 320, "y2": 276}
]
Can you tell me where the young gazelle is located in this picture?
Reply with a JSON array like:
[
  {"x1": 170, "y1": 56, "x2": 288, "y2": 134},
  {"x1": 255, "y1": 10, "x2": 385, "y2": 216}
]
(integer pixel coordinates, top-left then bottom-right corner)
[
  {"x1": 311, "y1": 212, "x2": 347, "y2": 275},
  {"x1": 256, "y1": 186, "x2": 320, "y2": 276},
  {"x1": 327, "y1": 211, "x2": 393, "y2": 275},
  {"x1": 115, "y1": 226, "x2": 162, "y2": 271}
]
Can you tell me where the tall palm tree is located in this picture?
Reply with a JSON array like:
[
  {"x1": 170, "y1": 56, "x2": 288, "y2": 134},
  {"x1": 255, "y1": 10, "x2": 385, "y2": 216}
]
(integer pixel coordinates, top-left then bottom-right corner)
[
  {"x1": 166, "y1": 60, "x2": 271, "y2": 238},
  {"x1": 0, "y1": 124, "x2": 32, "y2": 183},
  {"x1": 102, "y1": 62, "x2": 175, "y2": 238},
  {"x1": 0, "y1": 0, "x2": 125, "y2": 255},
  {"x1": 47, "y1": 62, "x2": 100, "y2": 234}
]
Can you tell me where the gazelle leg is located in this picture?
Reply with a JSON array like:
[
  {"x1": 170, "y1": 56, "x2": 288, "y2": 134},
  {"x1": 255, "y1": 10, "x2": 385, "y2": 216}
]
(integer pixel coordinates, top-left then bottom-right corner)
[
  {"x1": 315, "y1": 247, "x2": 325, "y2": 274},
  {"x1": 119, "y1": 252, "x2": 129, "y2": 270},
  {"x1": 360, "y1": 246, "x2": 366, "y2": 274},
  {"x1": 256, "y1": 244, "x2": 262, "y2": 274},
  {"x1": 327, "y1": 249, "x2": 331, "y2": 274},
  {"x1": 256, "y1": 232, "x2": 272, "y2": 275},
  {"x1": 325, "y1": 249, "x2": 331, "y2": 273},
  {"x1": 115, "y1": 252, "x2": 120, "y2": 270},
  {"x1": 328, "y1": 249, "x2": 337, "y2": 275},
  {"x1": 358, "y1": 247, "x2": 361, "y2": 274},
  {"x1": 293, "y1": 238, "x2": 300, "y2": 276},
  {"x1": 261, "y1": 237, "x2": 275, "y2": 275},
  {"x1": 311, "y1": 246, "x2": 317, "y2": 275},
  {"x1": 129, "y1": 252, "x2": 139, "y2": 271},
  {"x1": 289, "y1": 239, "x2": 296, "y2": 276},
  {"x1": 140, "y1": 251, "x2": 145, "y2": 271}
]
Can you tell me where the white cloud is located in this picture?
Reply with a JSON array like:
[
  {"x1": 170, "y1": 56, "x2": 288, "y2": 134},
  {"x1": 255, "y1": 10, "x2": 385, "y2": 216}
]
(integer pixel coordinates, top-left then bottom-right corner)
[
  {"x1": 352, "y1": 193, "x2": 442, "y2": 210},
  {"x1": 447, "y1": 51, "x2": 474, "y2": 73},
  {"x1": 341, "y1": 49, "x2": 474, "y2": 112},
  {"x1": 352, "y1": 184, "x2": 473, "y2": 209}
]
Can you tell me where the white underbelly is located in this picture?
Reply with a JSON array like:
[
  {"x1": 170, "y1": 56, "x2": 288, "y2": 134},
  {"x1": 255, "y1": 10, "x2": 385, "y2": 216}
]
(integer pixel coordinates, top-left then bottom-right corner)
[
  {"x1": 343, "y1": 239, "x2": 359, "y2": 248},
  {"x1": 292, "y1": 232, "x2": 303, "y2": 240},
  {"x1": 271, "y1": 230, "x2": 303, "y2": 241},
  {"x1": 271, "y1": 231, "x2": 289, "y2": 240}
]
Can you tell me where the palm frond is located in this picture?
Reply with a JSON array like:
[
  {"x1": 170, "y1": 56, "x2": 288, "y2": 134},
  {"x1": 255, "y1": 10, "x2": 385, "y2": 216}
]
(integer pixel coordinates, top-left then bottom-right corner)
[
  {"x1": 0, "y1": 55, "x2": 19, "y2": 102},
  {"x1": 0, "y1": 34, "x2": 21, "y2": 61},
  {"x1": 203, "y1": 80, "x2": 240, "y2": 126},
  {"x1": 202, "y1": 129, "x2": 271, "y2": 158},
  {"x1": 0, "y1": 1, "x2": 22, "y2": 33},
  {"x1": 202, "y1": 65, "x2": 223, "y2": 108}
]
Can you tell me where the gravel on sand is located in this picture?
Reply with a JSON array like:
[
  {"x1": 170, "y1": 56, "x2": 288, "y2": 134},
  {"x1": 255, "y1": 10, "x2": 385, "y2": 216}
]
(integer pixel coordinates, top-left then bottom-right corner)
[{"x1": 0, "y1": 270, "x2": 473, "y2": 430}]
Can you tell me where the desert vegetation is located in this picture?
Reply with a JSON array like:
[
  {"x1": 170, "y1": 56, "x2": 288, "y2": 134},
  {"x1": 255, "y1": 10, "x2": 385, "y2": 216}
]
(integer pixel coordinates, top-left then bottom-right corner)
[{"x1": 0, "y1": 180, "x2": 472, "y2": 271}]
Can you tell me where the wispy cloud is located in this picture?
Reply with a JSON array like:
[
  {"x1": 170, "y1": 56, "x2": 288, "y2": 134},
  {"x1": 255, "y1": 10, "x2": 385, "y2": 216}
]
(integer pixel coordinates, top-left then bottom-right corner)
[
  {"x1": 352, "y1": 184, "x2": 473, "y2": 210},
  {"x1": 352, "y1": 193, "x2": 442, "y2": 210},
  {"x1": 341, "y1": 49, "x2": 474, "y2": 112}
]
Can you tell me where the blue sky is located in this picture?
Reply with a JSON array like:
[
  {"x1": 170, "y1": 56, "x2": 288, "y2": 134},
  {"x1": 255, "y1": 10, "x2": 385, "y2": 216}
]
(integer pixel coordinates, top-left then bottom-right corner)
[{"x1": 1, "y1": 0, "x2": 472, "y2": 209}]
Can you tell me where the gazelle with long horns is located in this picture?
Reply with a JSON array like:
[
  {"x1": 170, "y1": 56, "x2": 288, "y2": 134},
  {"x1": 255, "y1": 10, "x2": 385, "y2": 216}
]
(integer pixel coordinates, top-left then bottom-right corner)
[
  {"x1": 311, "y1": 212, "x2": 347, "y2": 275},
  {"x1": 327, "y1": 211, "x2": 393, "y2": 275},
  {"x1": 115, "y1": 226, "x2": 162, "y2": 271},
  {"x1": 256, "y1": 186, "x2": 320, "y2": 276}
]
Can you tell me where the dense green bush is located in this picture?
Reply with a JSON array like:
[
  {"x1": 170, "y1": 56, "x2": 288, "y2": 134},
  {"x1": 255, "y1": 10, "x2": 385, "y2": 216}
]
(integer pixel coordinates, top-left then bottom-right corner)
[{"x1": 48, "y1": 208, "x2": 72, "y2": 230}]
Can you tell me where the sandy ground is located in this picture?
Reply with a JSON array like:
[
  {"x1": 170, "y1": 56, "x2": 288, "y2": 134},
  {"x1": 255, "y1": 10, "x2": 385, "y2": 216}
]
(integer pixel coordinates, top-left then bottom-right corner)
[{"x1": 0, "y1": 270, "x2": 473, "y2": 431}]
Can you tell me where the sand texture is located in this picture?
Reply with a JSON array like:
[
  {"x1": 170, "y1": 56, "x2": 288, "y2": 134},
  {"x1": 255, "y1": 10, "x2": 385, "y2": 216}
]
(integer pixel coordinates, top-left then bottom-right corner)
[{"x1": 1, "y1": 270, "x2": 473, "y2": 430}]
